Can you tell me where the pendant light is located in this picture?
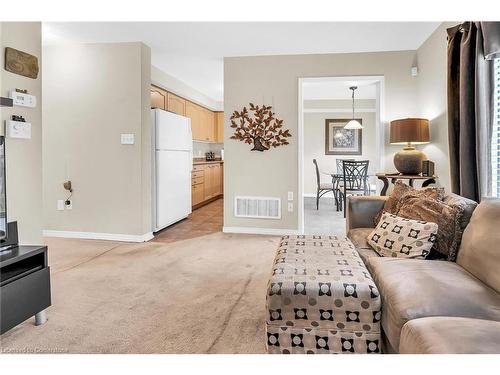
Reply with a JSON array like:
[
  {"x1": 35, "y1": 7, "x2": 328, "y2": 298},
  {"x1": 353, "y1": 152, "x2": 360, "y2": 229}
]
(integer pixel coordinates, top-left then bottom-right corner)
[{"x1": 344, "y1": 86, "x2": 363, "y2": 130}]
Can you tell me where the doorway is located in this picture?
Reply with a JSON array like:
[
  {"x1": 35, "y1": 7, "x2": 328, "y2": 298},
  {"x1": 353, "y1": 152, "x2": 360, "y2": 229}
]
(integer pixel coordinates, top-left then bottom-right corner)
[{"x1": 298, "y1": 76, "x2": 385, "y2": 234}]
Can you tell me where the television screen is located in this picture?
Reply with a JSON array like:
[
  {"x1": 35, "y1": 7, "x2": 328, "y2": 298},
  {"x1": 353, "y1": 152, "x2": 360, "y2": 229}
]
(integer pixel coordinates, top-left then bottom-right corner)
[{"x1": 0, "y1": 136, "x2": 6, "y2": 240}]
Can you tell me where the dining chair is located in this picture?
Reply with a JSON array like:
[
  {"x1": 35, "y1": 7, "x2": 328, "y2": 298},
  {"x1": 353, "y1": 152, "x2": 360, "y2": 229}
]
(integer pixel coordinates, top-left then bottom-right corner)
[
  {"x1": 335, "y1": 158, "x2": 355, "y2": 174},
  {"x1": 312, "y1": 159, "x2": 335, "y2": 210},
  {"x1": 339, "y1": 160, "x2": 370, "y2": 217},
  {"x1": 331, "y1": 159, "x2": 355, "y2": 211}
]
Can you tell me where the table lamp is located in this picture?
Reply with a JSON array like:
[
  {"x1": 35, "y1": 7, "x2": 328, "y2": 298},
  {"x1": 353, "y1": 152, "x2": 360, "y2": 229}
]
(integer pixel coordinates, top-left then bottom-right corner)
[{"x1": 390, "y1": 118, "x2": 430, "y2": 174}]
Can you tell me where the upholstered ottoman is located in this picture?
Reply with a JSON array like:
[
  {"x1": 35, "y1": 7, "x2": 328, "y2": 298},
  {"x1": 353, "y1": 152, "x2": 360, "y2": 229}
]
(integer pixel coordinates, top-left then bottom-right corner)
[{"x1": 266, "y1": 235, "x2": 382, "y2": 354}]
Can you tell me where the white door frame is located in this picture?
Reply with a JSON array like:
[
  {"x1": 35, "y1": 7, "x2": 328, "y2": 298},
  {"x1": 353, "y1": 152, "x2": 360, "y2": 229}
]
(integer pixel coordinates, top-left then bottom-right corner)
[{"x1": 297, "y1": 75, "x2": 386, "y2": 234}]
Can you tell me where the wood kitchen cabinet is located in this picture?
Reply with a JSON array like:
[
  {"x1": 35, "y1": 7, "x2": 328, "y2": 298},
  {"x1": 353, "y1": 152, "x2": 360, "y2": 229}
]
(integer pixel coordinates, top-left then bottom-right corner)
[
  {"x1": 200, "y1": 108, "x2": 215, "y2": 142},
  {"x1": 191, "y1": 183, "x2": 204, "y2": 206},
  {"x1": 186, "y1": 101, "x2": 202, "y2": 140},
  {"x1": 213, "y1": 163, "x2": 222, "y2": 195},
  {"x1": 203, "y1": 165, "x2": 215, "y2": 200},
  {"x1": 151, "y1": 86, "x2": 167, "y2": 110},
  {"x1": 191, "y1": 162, "x2": 223, "y2": 209},
  {"x1": 167, "y1": 92, "x2": 186, "y2": 116},
  {"x1": 188, "y1": 104, "x2": 216, "y2": 142},
  {"x1": 215, "y1": 112, "x2": 224, "y2": 143}
]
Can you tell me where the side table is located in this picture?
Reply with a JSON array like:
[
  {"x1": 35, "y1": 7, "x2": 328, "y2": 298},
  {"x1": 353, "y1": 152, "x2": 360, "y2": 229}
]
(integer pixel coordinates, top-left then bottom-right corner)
[{"x1": 376, "y1": 173, "x2": 437, "y2": 196}]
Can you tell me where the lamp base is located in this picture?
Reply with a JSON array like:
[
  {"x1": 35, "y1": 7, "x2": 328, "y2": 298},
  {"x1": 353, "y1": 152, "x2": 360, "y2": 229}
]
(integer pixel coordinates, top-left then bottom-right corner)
[{"x1": 394, "y1": 146, "x2": 427, "y2": 175}]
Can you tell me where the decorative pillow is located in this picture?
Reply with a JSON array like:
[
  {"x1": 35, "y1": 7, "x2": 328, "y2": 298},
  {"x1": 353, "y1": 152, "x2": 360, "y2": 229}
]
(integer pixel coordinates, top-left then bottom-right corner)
[
  {"x1": 373, "y1": 181, "x2": 446, "y2": 225},
  {"x1": 396, "y1": 194, "x2": 464, "y2": 261},
  {"x1": 367, "y1": 212, "x2": 438, "y2": 259}
]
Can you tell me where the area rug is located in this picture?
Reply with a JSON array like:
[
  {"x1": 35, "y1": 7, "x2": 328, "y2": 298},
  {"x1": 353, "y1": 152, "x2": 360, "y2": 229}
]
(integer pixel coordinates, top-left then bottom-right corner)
[{"x1": 0, "y1": 233, "x2": 279, "y2": 354}]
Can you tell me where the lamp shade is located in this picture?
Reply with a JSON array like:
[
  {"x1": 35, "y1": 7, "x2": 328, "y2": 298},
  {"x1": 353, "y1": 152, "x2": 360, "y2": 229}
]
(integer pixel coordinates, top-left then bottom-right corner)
[
  {"x1": 344, "y1": 119, "x2": 363, "y2": 130},
  {"x1": 390, "y1": 118, "x2": 430, "y2": 144}
]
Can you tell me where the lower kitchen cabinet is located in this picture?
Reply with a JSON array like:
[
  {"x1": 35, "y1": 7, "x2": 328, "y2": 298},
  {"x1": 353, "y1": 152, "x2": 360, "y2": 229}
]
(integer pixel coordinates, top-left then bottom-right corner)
[
  {"x1": 191, "y1": 162, "x2": 223, "y2": 209},
  {"x1": 191, "y1": 183, "x2": 204, "y2": 206}
]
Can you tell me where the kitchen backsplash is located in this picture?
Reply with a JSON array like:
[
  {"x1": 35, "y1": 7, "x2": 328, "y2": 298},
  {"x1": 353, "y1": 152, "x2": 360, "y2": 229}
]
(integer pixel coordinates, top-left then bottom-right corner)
[{"x1": 193, "y1": 141, "x2": 224, "y2": 159}]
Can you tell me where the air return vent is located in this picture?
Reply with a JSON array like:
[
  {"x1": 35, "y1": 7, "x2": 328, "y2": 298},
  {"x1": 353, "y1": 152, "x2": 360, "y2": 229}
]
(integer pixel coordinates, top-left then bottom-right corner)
[{"x1": 234, "y1": 196, "x2": 281, "y2": 219}]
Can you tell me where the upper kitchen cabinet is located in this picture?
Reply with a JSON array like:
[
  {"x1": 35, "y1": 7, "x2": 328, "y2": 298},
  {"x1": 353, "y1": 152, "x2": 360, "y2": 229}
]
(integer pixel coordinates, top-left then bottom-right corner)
[
  {"x1": 200, "y1": 108, "x2": 216, "y2": 142},
  {"x1": 150, "y1": 86, "x2": 167, "y2": 110},
  {"x1": 188, "y1": 103, "x2": 216, "y2": 142},
  {"x1": 215, "y1": 112, "x2": 224, "y2": 143},
  {"x1": 167, "y1": 92, "x2": 186, "y2": 116},
  {"x1": 186, "y1": 101, "x2": 203, "y2": 141}
]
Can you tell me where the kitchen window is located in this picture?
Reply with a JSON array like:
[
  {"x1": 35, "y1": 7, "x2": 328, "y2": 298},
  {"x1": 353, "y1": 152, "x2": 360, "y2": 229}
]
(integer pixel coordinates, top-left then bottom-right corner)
[{"x1": 492, "y1": 58, "x2": 500, "y2": 197}]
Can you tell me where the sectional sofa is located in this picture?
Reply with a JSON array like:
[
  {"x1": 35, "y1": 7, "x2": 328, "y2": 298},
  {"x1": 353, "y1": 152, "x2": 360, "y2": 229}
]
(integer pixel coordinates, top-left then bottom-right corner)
[{"x1": 346, "y1": 194, "x2": 500, "y2": 353}]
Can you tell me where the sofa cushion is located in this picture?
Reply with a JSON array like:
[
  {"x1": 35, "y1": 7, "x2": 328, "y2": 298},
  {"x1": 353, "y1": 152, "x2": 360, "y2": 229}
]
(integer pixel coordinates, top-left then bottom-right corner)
[
  {"x1": 443, "y1": 193, "x2": 478, "y2": 233},
  {"x1": 373, "y1": 181, "x2": 445, "y2": 225},
  {"x1": 457, "y1": 198, "x2": 500, "y2": 294},
  {"x1": 396, "y1": 194, "x2": 463, "y2": 261},
  {"x1": 366, "y1": 257, "x2": 500, "y2": 352},
  {"x1": 348, "y1": 228, "x2": 381, "y2": 264},
  {"x1": 400, "y1": 317, "x2": 500, "y2": 354},
  {"x1": 347, "y1": 228, "x2": 373, "y2": 249},
  {"x1": 367, "y1": 212, "x2": 437, "y2": 259}
]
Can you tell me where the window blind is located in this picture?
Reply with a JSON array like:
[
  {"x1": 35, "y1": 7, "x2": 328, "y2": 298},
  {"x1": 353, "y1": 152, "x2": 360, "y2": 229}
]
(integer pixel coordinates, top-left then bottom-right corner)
[{"x1": 493, "y1": 58, "x2": 500, "y2": 197}]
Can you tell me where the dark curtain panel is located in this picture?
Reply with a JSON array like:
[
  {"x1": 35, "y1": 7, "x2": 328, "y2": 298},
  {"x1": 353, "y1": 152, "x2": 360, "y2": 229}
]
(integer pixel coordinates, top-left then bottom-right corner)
[{"x1": 447, "y1": 22, "x2": 496, "y2": 202}]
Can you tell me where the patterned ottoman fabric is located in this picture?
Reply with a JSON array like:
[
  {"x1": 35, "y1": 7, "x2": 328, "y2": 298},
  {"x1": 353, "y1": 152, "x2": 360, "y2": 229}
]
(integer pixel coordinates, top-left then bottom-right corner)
[{"x1": 266, "y1": 235, "x2": 382, "y2": 354}]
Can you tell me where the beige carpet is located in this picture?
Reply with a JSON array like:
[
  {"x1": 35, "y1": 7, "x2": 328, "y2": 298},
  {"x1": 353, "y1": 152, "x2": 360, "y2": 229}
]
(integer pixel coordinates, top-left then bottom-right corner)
[{"x1": 0, "y1": 233, "x2": 280, "y2": 353}]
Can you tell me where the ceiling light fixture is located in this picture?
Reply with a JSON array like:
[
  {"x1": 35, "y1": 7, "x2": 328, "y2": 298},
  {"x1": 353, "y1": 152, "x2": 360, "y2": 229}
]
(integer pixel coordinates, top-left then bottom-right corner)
[{"x1": 344, "y1": 86, "x2": 363, "y2": 130}]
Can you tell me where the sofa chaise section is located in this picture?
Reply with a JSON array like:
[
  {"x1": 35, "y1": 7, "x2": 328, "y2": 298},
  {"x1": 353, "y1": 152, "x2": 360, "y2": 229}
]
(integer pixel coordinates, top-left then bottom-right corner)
[
  {"x1": 399, "y1": 317, "x2": 500, "y2": 354},
  {"x1": 366, "y1": 256, "x2": 500, "y2": 352}
]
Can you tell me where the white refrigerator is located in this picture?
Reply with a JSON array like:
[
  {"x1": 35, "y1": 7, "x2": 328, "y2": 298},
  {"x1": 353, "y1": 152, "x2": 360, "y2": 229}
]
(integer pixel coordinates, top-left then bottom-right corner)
[{"x1": 152, "y1": 109, "x2": 192, "y2": 232}]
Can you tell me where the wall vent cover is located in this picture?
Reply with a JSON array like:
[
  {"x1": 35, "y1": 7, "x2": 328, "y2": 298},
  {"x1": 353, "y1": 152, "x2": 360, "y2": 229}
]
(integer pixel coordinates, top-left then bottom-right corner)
[{"x1": 234, "y1": 196, "x2": 281, "y2": 219}]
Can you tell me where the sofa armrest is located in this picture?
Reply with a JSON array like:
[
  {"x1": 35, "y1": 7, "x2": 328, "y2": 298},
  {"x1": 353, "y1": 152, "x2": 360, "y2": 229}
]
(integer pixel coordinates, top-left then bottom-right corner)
[{"x1": 346, "y1": 195, "x2": 388, "y2": 232}]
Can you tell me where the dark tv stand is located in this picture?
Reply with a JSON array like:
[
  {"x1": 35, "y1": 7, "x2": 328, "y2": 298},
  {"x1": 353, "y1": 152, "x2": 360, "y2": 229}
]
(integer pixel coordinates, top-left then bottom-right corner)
[{"x1": 0, "y1": 222, "x2": 51, "y2": 334}]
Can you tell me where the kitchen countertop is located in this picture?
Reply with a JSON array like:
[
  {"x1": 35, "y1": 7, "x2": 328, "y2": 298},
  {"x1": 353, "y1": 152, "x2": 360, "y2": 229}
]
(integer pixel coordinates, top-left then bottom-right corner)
[{"x1": 193, "y1": 159, "x2": 224, "y2": 165}]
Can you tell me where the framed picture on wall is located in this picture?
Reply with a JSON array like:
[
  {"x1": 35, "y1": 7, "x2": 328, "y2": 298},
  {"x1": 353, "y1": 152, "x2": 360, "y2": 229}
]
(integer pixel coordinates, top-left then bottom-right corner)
[{"x1": 325, "y1": 119, "x2": 362, "y2": 155}]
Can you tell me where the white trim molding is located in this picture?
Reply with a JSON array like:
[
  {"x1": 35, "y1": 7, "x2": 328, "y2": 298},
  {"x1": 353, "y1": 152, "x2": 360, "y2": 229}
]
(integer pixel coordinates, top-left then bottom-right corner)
[
  {"x1": 297, "y1": 75, "x2": 386, "y2": 234},
  {"x1": 222, "y1": 226, "x2": 299, "y2": 236},
  {"x1": 43, "y1": 230, "x2": 154, "y2": 243}
]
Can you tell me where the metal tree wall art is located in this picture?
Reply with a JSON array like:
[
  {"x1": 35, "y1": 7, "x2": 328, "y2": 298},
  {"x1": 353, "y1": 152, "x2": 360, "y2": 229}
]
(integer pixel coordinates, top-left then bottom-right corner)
[{"x1": 230, "y1": 103, "x2": 291, "y2": 151}]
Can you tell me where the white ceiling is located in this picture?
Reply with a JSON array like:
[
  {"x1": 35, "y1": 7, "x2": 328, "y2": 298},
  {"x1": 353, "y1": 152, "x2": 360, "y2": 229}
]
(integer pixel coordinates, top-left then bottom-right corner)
[
  {"x1": 302, "y1": 80, "x2": 378, "y2": 100},
  {"x1": 42, "y1": 22, "x2": 440, "y2": 102}
]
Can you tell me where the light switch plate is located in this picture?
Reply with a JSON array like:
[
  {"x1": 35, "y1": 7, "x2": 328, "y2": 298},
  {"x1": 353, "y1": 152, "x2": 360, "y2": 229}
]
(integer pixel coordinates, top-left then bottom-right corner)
[
  {"x1": 287, "y1": 191, "x2": 293, "y2": 201},
  {"x1": 6, "y1": 120, "x2": 31, "y2": 139},
  {"x1": 287, "y1": 202, "x2": 294, "y2": 212},
  {"x1": 57, "y1": 200, "x2": 65, "y2": 211},
  {"x1": 121, "y1": 133, "x2": 135, "y2": 145}
]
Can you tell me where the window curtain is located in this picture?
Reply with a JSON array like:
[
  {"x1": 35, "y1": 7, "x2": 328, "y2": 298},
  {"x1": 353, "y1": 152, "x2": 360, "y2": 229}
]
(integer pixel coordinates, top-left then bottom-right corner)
[{"x1": 447, "y1": 22, "x2": 499, "y2": 202}]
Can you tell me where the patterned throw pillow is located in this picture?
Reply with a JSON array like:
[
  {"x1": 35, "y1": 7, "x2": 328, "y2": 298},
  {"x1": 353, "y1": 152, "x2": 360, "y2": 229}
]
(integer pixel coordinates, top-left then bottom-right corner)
[
  {"x1": 367, "y1": 212, "x2": 438, "y2": 259},
  {"x1": 373, "y1": 181, "x2": 445, "y2": 225}
]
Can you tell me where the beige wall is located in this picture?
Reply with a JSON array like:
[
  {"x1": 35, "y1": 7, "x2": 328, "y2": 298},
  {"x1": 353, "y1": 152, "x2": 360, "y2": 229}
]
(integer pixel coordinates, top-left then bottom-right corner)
[
  {"x1": 224, "y1": 51, "x2": 421, "y2": 231},
  {"x1": 43, "y1": 42, "x2": 152, "y2": 237},
  {"x1": 0, "y1": 22, "x2": 42, "y2": 245},
  {"x1": 416, "y1": 22, "x2": 456, "y2": 190},
  {"x1": 304, "y1": 109, "x2": 377, "y2": 195}
]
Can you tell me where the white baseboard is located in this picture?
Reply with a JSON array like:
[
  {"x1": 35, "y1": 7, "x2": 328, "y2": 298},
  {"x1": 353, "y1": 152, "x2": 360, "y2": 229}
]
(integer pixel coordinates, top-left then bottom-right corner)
[
  {"x1": 303, "y1": 193, "x2": 317, "y2": 198},
  {"x1": 303, "y1": 193, "x2": 336, "y2": 198},
  {"x1": 43, "y1": 230, "x2": 154, "y2": 243},
  {"x1": 222, "y1": 226, "x2": 299, "y2": 236}
]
